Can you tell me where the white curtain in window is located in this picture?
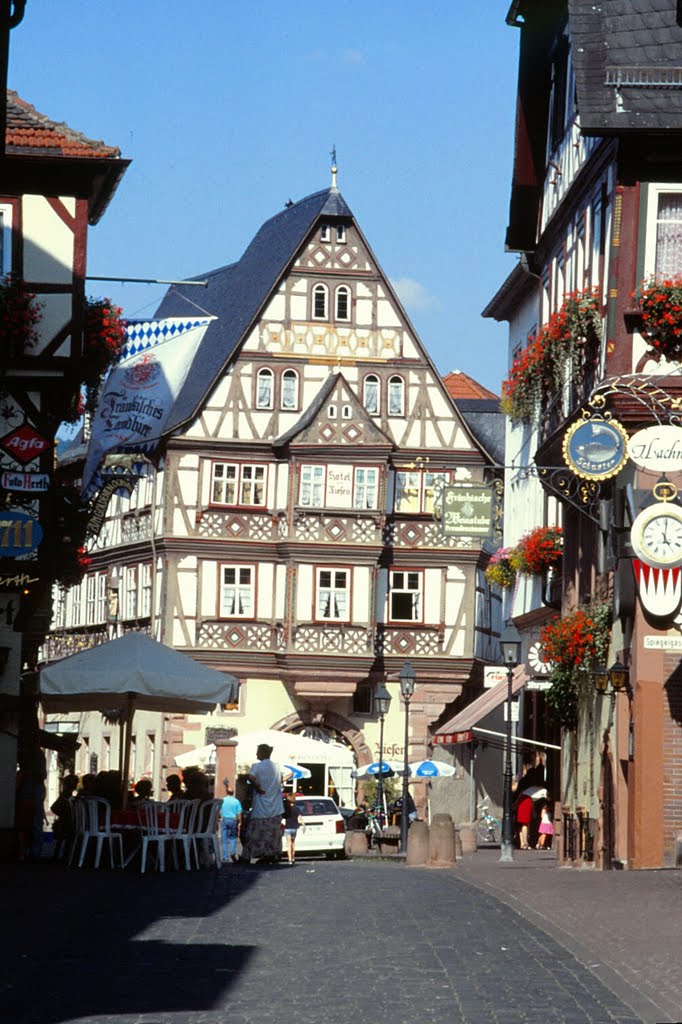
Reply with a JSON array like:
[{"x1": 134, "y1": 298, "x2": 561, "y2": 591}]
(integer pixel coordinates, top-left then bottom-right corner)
[{"x1": 656, "y1": 194, "x2": 682, "y2": 277}]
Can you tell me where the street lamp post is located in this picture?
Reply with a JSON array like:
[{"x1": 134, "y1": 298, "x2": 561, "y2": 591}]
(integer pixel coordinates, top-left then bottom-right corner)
[
  {"x1": 399, "y1": 661, "x2": 416, "y2": 854},
  {"x1": 374, "y1": 682, "x2": 392, "y2": 825},
  {"x1": 499, "y1": 620, "x2": 522, "y2": 863}
]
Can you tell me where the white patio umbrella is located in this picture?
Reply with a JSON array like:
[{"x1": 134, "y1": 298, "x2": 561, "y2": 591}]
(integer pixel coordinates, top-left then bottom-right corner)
[
  {"x1": 407, "y1": 759, "x2": 456, "y2": 778},
  {"x1": 40, "y1": 632, "x2": 239, "y2": 806},
  {"x1": 351, "y1": 760, "x2": 405, "y2": 780}
]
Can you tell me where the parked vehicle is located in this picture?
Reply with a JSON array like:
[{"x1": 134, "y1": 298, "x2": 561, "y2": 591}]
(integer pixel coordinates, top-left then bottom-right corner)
[{"x1": 283, "y1": 796, "x2": 346, "y2": 859}]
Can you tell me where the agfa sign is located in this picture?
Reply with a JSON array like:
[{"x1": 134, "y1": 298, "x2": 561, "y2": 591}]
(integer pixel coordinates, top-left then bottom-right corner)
[{"x1": 0, "y1": 425, "x2": 51, "y2": 465}]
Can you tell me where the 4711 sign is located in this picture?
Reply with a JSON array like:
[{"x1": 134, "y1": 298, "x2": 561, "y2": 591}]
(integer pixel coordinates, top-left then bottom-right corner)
[{"x1": 0, "y1": 512, "x2": 42, "y2": 556}]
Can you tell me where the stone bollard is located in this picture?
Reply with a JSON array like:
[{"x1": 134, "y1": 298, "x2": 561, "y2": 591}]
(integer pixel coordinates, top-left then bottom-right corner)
[
  {"x1": 405, "y1": 819, "x2": 429, "y2": 866},
  {"x1": 458, "y1": 826, "x2": 477, "y2": 854},
  {"x1": 454, "y1": 828, "x2": 463, "y2": 859},
  {"x1": 348, "y1": 830, "x2": 369, "y2": 857},
  {"x1": 429, "y1": 813, "x2": 456, "y2": 867}
]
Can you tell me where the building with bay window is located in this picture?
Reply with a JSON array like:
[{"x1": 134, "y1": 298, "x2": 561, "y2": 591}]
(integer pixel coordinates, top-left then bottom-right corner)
[{"x1": 47, "y1": 174, "x2": 504, "y2": 817}]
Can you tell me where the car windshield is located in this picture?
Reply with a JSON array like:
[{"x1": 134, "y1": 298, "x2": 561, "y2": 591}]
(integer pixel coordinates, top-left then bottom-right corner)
[{"x1": 295, "y1": 799, "x2": 338, "y2": 816}]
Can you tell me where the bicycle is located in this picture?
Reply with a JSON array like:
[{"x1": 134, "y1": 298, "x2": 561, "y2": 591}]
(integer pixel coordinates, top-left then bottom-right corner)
[{"x1": 475, "y1": 803, "x2": 501, "y2": 844}]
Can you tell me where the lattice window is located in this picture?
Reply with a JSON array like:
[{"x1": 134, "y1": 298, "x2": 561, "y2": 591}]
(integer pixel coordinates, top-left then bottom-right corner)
[
  {"x1": 220, "y1": 565, "x2": 254, "y2": 618},
  {"x1": 316, "y1": 568, "x2": 349, "y2": 621},
  {"x1": 354, "y1": 467, "x2": 379, "y2": 510}
]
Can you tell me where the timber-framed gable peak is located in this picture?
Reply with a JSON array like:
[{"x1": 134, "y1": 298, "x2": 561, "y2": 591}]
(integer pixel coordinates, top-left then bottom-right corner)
[{"x1": 274, "y1": 373, "x2": 394, "y2": 450}]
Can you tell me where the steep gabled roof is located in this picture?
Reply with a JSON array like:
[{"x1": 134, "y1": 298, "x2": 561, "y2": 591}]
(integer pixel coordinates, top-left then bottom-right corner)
[
  {"x1": 274, "y1": 373, "x2": 394, "y2": 450},
  {"x1": 6, "y1": 90, "x2": 121, "y2": 158},
  {"x1": 569, "y1": 0, "x2": 682, "y2": 133},
  {"x1": 442, "y1": 370, "x2": 499, "y2": 402},
  {"x1": 154, "y1": 188, "x2": 351, "y2": 437}
]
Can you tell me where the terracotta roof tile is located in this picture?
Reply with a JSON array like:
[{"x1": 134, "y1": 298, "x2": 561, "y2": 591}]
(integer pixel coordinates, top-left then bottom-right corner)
[
  {"x1": 442, "y1": 370, "x2": 499, "y2": 401},
  {"x1": 5, "y1": 89, "x2": 121, "y2": 158}
]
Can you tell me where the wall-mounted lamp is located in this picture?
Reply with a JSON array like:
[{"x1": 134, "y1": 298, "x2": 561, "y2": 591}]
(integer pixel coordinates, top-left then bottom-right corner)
[{"x1": 592, "y1": 661, "x2": 631, "y2": 696}]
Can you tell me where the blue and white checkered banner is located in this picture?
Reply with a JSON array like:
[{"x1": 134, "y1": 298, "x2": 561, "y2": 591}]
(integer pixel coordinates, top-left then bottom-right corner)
[{"x1": 81, "y1": 316, "x2": 214, "y2": 499}]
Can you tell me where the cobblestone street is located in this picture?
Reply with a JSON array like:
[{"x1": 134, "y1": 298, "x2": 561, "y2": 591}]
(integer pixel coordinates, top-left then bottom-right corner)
[{"x1": 2, "y1": 854, "x2": 678, "y2": 1024}]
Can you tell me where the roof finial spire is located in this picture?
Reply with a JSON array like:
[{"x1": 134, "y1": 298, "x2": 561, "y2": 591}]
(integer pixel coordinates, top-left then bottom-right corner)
[{"x1": 330, "y1": 144, "x2": 338, "y2": 191}]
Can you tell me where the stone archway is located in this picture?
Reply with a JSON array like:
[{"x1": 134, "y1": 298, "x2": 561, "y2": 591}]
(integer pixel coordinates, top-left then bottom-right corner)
[{"x1": 270, "y1": 708, "x2": 372, "y2": 766}]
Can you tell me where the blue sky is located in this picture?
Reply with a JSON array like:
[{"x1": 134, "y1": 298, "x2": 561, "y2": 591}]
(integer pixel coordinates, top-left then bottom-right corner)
[{"x1": 10, "y1": 1, "x2": 520, "y2": 394}]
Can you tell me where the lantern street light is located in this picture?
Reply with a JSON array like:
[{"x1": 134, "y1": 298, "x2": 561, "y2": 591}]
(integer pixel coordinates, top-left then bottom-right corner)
[
  {"x1": 374, "y1": 682, "x2": 392, "y2": 825},
  {"x1": 398, "y1": 661, "x2": 417, "y2": 855},
  {"x1": 499, "y1": 620, "x2": 522, "y2": 863}
]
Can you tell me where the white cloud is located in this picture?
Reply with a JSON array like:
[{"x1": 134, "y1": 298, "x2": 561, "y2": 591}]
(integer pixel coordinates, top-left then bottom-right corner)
[
  {"x1": 342, "y1": 48, "x2": 365, "y2": 65},
  {"x1": 391, "y1": 277, "x2": 441, "y2": 311}
]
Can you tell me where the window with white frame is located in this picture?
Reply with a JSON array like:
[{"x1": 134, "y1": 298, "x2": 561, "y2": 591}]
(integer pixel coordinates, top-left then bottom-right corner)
[
  {"x1": 336, "y1": 224, "x2": 346, "y2": 244},
  {"x1": 281, "y1": 368, "x2": 299, "y2": 410},
  {"x1": 256, "y1": 367, "x2": 274, "y2": 409},
  {"x1": 394, "y1": 470, "x2": 448, "y2": 514},
  {"x1": 123, "y1": 566, "x2": 138, "y2": 620},
  {"x1": 320, "y1": 224, "x2": 330, "y2": 242},
  {"x1": 70, "y1": 584, "x2": 83, "y2": 627},
  {"x1": 353, "y1": 467, "x2": 379, "y2": 509},
  {"x1": 96, "y1": 573, "x2": 107, "y2": 623},
  {"x1": 335, "y1": 284, "x2": 351, "y2": 321},
  {"x1": 312, "y1": 283, "x2": 328, "y2": 320},
  {"x1": 211, "y1": 462, "x2": 267, "y2": 507},
  {"x1": 389, "y1": 570, "x2": 422, "y2": 622},
  {"x1": 53, "y1": 589, "x2": 67, "y2": 630},
  {"x1": 0, "y1": 205, "x2": 12, "y2": 275},
  {"x1": 363, "y1": 374, "x2": 380, "y2": 415},
  {"x1": 220, "y1": 565, "x2": 254, "y2": 617},
  {"x1": 655, "y1": 192, "x2": 682, "y2": 277},
  {"x1": 299, "y1": 465, "x2": 326, "y2": 507},
  {"x1": 316, "y1": 568, "x2": 349, "y2": 621},
  {"x1": 387, "y1": 375, "x2": 405, "y2": 416},
  {"x1": 139, "y1": 563, "x2": 152, "y2": 618}
]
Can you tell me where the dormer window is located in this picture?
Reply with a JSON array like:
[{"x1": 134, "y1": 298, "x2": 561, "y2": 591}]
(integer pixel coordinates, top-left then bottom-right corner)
[
  {"x1": 320, "y1": 224, "x2": 331, "y2": 242},
  {"x1": 335, "y1": 285, "x2": 351, "y2": 321},
  {"x1": 312, "y1": 283, "x2": 328, "y2": 320},
  {"x1": 336, "y1": 225, "x2": 346, "y2": 244}
]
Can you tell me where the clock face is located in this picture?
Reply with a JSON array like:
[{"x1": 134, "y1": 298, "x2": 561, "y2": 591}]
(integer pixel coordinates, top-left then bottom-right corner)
[{"x1": 631, "y1": 503, "x2": 682, "y2": 568}]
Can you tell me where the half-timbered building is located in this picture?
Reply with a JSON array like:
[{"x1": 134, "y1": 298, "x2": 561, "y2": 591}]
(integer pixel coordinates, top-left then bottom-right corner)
[{"x1": 47, "y1": 173, "x2": 503, "y2": 811}]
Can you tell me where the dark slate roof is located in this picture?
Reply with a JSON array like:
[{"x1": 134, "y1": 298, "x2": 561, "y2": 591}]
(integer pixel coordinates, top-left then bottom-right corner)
[
  {"x1": 154, "y1": 188, "x2": 352, "y2": 436},
  {"x1": 569, "y1": 0, "x2": 682, "y2": 133},
  {"x1": 453, "y1": 399, "x2": 505, "y2": 467}
]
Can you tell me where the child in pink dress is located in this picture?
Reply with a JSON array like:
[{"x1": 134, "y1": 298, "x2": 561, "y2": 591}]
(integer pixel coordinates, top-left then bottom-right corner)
[{"x1": 536, "y1": 802, "x2": 554, "y2": 848}]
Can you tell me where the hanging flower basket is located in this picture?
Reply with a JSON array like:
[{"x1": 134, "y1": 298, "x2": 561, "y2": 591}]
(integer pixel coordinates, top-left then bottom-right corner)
[
  {"x1": 632, "y1": 276, "x2": 682, "y2": 361},
  {"x1": 82, "y1": 297, "x2": 127, "y2": 414},
  {"x1": 539, "y1": 602, "x2": 611, "y2": 729},
  {"x1": 0, "y1": 274, "x2": 43, "y2": 358},
  {"x1": 501, "y1": 289, "x2": 602, "y2": 422},
  {"x1": 484, "y1": 546, "x2": 517, "y2": 589},
  {"x1": 509, "y1": 525, "x2": 563, "y2": 576}
]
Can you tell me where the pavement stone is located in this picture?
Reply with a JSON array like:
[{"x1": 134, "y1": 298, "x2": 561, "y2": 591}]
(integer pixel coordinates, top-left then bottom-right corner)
[{"x1": 0, "y1": 854, "x2": 677, "y2": 1024}]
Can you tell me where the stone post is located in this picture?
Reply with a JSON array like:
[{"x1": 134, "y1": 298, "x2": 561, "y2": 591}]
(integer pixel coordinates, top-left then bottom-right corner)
[
  {"x1": 429, "y1": 813, "x2": 456, "y2": 866},
  {"x1": 406, "y1": 819, "x2": 429, "y2": 866}
]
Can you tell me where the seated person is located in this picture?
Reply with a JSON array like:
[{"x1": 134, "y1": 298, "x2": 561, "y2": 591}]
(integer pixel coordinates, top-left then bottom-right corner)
[{"x1": 130, "y1": 778, "x2": 154, "y2": 804}]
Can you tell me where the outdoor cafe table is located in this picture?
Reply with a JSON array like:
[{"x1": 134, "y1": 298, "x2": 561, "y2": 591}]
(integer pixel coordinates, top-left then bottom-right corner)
[{"x1": 110, "y1": 807, "x2": 181, "y2": 868}]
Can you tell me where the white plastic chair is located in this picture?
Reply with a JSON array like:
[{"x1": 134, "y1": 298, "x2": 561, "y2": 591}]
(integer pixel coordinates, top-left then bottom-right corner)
[
  {"x1": 137, "y1": 801, "x2": 174, "y2": 873},
  {"x1": 174, "y1": 799, "x2": 201, "y2": 871},
  {"x1": 161, "y1": 799, "x2": 195, "y2": 870},
  {"x1": 76, "y1": 797, "x2": 123, "y2": 869},
  {"x1": 67, "y1": 797, "x2": 88, "y2": 867},
  {"x1": 185, "y1": 799, "x2": 222, "y2": 869}
]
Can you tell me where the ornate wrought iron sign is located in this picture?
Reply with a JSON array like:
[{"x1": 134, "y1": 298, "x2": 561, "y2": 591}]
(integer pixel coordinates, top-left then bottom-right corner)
[
  {"x1": 627, "y1": 424, "x2": 682, "y2": 473},
  {"x1": 441, "y1": 484, "x2": 493, "y2": 538}
]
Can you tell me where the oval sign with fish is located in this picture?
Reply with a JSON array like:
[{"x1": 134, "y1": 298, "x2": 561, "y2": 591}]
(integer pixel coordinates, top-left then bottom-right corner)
[
  {"x1": 563, "y1": 416, "x2": 629, "y2": 480},
  {"x1": 626, "y1": 424, "x2": 682, "y2": 473}
]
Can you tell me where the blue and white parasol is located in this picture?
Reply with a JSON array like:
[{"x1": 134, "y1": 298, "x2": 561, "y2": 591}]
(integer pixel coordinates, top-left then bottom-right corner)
[
  {"x1": 282, "y1": 763, "x2": 312, "y2": 780},
  {"x1": 407, "y1": 759, "x2": 456, "y2": 778},
  {"x1": 351, "y1": 760, "x2": 405, "y2": 780}
]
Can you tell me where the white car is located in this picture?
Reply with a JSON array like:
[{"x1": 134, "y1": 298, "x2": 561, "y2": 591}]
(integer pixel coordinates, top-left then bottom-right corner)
[{"x1": 282, "y1": 796, "x2": 346, "y2": 859}]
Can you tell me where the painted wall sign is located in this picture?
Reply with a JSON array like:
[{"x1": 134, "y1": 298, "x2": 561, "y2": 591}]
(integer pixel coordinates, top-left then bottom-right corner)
[
  {"x1": 441, "y1": 485, "x2": 492, "y2": 537},
  {"x1": 484, "y1": 666, "x2": 507, "y2": 688},
  {"x1": 563, "y1": 417, "x2": 629, "y2": 480},
  {"x1": 627, "y1": 424, "x2": 682, "y2": 473},
  {"x1": 1, "y1": 471, "x2": 50, "y2": 493},
  {"x1": 0, "y1": 512, "x2": 43, "y2": 555},
  {"x1": 0, "y1": 425, "x2": 51, "y2": 465}
]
